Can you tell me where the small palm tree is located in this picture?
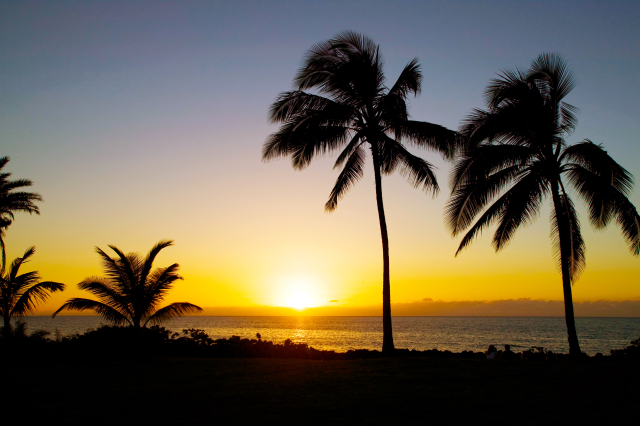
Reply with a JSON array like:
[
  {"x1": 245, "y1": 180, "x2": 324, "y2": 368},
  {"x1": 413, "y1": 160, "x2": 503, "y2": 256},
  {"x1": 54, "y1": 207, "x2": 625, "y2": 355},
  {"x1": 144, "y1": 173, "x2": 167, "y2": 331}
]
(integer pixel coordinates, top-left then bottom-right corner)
[
  {"x1": 1, "y1": 246, "x2": 65, "y2": 340},
  {"x1": 0, "y1": 157, "x2": 43, "y2": 266},
  {"x1": 53, "y1": 240, "x2": 202, "y2": 329},
  {"x1": 263, "y1": 32, "x2": 459, "y2": 353},
  {"x1": 446, "y1": 53, "x2": 640, "y2": 356}
]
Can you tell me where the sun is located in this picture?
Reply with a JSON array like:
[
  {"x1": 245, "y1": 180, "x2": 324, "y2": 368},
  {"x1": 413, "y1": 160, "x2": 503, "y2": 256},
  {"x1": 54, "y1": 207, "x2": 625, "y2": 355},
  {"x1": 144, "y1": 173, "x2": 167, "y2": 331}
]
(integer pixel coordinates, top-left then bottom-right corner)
[{"x1": 285, "y1": 291, "x2": 315, "y2": 310}]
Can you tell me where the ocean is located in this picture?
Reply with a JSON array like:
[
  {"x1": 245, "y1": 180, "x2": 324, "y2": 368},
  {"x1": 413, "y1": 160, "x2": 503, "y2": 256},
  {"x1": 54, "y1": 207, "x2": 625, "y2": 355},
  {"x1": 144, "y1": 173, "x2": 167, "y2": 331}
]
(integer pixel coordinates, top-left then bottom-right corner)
[{"x1": 19, "y1": 316, "x2": 640, "y2": 355}]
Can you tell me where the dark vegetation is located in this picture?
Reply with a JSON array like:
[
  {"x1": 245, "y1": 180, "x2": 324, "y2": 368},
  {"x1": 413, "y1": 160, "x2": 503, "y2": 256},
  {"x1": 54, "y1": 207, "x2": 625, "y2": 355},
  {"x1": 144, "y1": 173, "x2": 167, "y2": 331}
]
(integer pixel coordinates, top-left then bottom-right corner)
[
  {"x1": 3, "y1": 322, "x2": 639, "y2": 362},
  {"x1": 3, "y1": 330, "x2": 639, "y2": 426}
]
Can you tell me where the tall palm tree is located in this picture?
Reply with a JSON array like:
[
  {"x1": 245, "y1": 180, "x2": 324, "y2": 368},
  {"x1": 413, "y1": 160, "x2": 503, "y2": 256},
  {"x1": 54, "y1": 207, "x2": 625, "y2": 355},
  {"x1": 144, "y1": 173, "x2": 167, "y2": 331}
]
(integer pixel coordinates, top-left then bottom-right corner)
[
  {"x1": 263, "y1": 31, "x2": 459, "y2": 353},
  {"x1": 0, "y1": 157, "x2": 43, "y2": 267},
  {"x1": 1, "y1": 246, "x2": 65, "y2": 339},
  {"x1": 446, "y1": 53, "x2": 640, "y2": 357},
  {"x1": 53, "y1": 240, "x2": 202, "y2": 329}
]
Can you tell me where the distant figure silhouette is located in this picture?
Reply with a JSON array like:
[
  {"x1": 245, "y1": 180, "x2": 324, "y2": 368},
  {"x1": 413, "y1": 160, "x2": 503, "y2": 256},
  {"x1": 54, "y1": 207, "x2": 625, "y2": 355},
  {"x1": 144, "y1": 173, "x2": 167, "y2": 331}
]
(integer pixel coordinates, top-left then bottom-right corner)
[
  {"x1": 501, "y1": 344, "x2": 518, "y2": 360},
  {"x1": 486, "y1": 345, "x2": 497, "y2": 359}
]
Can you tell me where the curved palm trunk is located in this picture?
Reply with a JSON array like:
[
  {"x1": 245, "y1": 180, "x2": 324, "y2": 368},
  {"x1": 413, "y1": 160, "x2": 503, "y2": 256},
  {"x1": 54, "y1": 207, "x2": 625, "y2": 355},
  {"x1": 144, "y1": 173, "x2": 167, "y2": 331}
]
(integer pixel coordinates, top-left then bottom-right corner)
[
  {"x1": 371, "y1": 147, "x2": 394, "y2": 354},
  {"x1": 551, "y1": 181, "x2": 582, "y2": 358}
]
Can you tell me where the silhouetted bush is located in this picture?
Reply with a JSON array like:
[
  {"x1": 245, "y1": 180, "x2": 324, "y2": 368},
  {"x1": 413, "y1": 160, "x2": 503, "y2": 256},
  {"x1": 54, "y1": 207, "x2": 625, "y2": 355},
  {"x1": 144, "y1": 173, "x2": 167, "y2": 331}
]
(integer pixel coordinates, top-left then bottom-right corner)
[
  {"x1": 3, "y1": 325, "x2": 639, "y2": 362},
  {"x1": 610, "y1": 337, "x2": 640, "y2": 359}
]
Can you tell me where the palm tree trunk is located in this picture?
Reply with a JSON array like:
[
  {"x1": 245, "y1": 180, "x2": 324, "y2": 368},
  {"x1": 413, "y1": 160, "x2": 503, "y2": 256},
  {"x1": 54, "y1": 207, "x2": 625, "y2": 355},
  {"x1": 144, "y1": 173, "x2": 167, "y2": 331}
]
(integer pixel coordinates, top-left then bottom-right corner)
[
  {"x1": 371, "y1": 147, "x2": 394, "y2": 354},
  {"x1": 551, "y1": 181, "x2": 582, "y2": 358},
  {"x1": 2, "y1": 314, "x2": 11, "y2": 340}
]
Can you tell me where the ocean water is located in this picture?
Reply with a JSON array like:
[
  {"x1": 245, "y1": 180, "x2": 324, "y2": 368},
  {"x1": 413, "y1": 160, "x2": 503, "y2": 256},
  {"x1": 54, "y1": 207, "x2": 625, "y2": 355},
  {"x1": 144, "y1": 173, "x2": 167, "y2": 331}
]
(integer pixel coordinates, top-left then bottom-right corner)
[{"x1": 20, "y1": 316, "x2": 640, "y2": 355}]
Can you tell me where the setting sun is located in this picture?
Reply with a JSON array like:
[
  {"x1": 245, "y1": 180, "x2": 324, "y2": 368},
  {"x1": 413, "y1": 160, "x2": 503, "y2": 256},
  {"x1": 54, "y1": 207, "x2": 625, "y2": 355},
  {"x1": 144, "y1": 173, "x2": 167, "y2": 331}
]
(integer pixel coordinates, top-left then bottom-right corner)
[{"x1": 285, "y1": 291, "x2": 315, "y2": 310}]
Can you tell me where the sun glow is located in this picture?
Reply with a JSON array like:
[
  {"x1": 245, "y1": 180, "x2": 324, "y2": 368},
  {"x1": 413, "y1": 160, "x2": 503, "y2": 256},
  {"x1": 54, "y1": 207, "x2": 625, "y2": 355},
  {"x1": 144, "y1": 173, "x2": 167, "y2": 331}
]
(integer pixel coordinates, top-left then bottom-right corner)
[{"x1": 285, "y1": 291, "x2": 315, "y2": 310}]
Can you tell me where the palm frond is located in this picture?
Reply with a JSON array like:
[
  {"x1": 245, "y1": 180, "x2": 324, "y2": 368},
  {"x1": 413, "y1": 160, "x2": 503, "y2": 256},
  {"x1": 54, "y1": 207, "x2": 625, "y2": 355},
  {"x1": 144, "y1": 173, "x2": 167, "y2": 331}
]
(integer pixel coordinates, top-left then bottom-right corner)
[
  {"x1": 386, "y1": 58, "x2": 422, "y2": 99},
  {"x1": 52, "y1": 298, "x2": 130, "y2": 325},
  {"x1": 94, "y1": 246, "x2": 129, "y2": 289},
  {"x1": 11, "y1": 281, "x2": 65, "y2": 316},
  {"x1": 106, "y1": 245, "x2": 139, "y2": 291},
  {"x1": 395, "y1": 121, "x2": 460, "y2": 159},
  {"x1": 453, "y1": 168, "x2": 546, "y2": 255},
  {"x1": 11, "y1": 271, "x2": 41, "y2": 294},
  {"x1": 559, "y1": 102, "x2": 579, "y2": 134},
  {"x1": 528, "y1": 52, "x2": 576, "y2": 103},
  {"x1": 332, "y1": 131, "x2": 364, "y2": 170},
  {"x1": 140, "y1": 239, "x2": 174, "y2": 289},
  {"x1": 381, "y1": 136, "x2": 439, "y2": 195},
  {"x1": 325, "y1": 146, "x2": 366, "y2": 212},
  {"x1": 143, "y1": 302, "x2": 202, "y2": 327},
  {"x1": 7, "y1": 246, "x2": 36, "y2": 282},
  {"x1": 78, "y1": 278, "x2": 133, "y2": 317},
  {"x1": 484, "y1": 67, "x2": 530, "y2": 109},
  {"x1": 295, "y1": 31, "x2": 384, "y2": 107},
  {"x1": 269, "y1": 91, "x2": 340, "y2": 124},
  {"x1": 263, "y1": 106, "x2": 353, "y2": 168},
  {"x1": 491, "y1": 168, "x2": 548, "y2": 250},
  {"x1": 143, "y1": 264, "x2": 183, "y2": 315},
  {"x1": 449, "y1": 144, "x2": 532, "y2": 193},
  {"x1": 562, "y1": 140, "x2": 634, "y2": 197},
  {"x1": 446, "y1": 164, "x2": 523, "y2": 236},
  {"x1": 610, "y1": 194, "x2": 640, "y2": 256},
  {"x1": 460, "y1": 100, "x2": 545, "y2": 149},
  {"x1": 289, "y1": 126, "x2": 352, "y2": 170}
]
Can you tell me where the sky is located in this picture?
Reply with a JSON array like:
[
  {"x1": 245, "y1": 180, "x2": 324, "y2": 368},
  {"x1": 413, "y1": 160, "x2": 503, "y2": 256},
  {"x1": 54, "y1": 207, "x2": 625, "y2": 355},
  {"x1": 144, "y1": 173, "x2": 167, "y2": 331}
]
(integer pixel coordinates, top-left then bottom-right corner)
[{"x1": 1, "y1": 0, "x2": 639, "y2": 316}]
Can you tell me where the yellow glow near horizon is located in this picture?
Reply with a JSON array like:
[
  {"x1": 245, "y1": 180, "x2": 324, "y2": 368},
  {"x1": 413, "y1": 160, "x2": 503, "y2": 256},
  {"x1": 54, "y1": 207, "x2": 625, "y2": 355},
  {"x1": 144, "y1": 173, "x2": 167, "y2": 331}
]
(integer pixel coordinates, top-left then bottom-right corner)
[{"x1": 285, "y1": 291, "x2": 315, "y2": 310}]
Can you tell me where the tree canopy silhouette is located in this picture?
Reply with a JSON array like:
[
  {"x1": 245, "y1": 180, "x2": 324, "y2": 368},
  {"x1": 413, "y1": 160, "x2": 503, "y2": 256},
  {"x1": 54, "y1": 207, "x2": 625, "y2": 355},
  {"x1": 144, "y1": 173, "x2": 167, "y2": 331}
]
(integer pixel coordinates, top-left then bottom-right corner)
[
  {"x1": 53, "y1": 240, "x2": 202, "y2": 329},
  {"x1": 263, "y1": 31, "x2": 459, "y2": 353},
  {"x1": 446, "y1": 53, "x2": 640, "y2": 357},
  {"x1": 0, "y1": 157, "x2": 43, "y2": 266},
  {"x1": 1, "y1": 246, "x2": 65, "y2": 339}
]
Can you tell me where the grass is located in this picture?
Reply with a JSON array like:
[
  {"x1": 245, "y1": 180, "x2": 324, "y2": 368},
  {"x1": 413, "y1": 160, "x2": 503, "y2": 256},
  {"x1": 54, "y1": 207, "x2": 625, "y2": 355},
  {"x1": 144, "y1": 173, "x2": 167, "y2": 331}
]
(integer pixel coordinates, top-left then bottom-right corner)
[{"x1": 6, "y1": 356, "x2": 638, "y2": 425}]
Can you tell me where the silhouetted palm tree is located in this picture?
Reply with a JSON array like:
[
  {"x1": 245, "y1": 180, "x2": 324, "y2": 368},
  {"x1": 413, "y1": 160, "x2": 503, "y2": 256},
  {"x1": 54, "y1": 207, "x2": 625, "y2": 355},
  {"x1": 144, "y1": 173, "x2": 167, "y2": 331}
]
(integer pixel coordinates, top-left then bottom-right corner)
[
  {"x1": 263, "y1": 32, "x2": 459, "y2": 353},
  {"x1": 446, "y1": 53, "x2": 640, "y2": 357},
  {"x1": 1, "y1": 246, "x2": 65, "y2": 339},
  {"x1": 0, "y1": 157, "x2": 43, "y2": 266},
  {"x1": 53, "y1": 240, "x2": 202, "y2": 329}
]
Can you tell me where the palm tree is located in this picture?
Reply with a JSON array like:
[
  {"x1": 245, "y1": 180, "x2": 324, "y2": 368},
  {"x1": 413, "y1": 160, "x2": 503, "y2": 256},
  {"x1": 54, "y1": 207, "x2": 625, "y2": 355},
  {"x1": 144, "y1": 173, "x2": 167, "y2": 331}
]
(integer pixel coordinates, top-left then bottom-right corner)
[
  {"x1": 53, "y1": 240, "x2": 202, "y2": 329},
  {"x1": 446, "y1": 53, "x2": 640, "y2": 357},
  {"x1": 1, "y1": 246, "x2": 65, "y2": 340},
  {"x1": 262, "y1": 32, "x2": 459, "y2": 353},
  {"x1": 0, "y1": 157, "x2": 43, "y2": 266}
]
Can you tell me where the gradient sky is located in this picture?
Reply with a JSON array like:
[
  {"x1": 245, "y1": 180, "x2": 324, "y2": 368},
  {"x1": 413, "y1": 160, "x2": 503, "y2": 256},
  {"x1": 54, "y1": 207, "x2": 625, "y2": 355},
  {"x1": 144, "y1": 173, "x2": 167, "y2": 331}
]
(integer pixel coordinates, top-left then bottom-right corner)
[{"x1": 1, "y1": 0, "x2": 638, "y2": 315}]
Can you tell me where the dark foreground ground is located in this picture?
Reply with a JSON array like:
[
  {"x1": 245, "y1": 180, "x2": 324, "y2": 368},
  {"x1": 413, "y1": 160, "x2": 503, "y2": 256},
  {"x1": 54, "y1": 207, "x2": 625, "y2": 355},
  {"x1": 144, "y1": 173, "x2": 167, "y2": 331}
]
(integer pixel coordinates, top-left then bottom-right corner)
[{"x1": 6, "y1": 356, "x2": 639, "y2": 425}]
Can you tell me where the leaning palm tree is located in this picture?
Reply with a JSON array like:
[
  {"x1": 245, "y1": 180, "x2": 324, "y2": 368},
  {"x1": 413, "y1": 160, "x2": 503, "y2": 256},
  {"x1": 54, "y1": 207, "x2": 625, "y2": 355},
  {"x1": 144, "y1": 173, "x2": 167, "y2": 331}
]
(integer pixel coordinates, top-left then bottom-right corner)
[
  {"x1": 263, "y1": 31, "x2": 459, "y2": 353},
  {"x1": 446, "y1": 53, "x2": 640, "y2": 357},
  {"x1": 0, "y1": 157, "x2": 43, "y2": 267},
  {"x1": 1, "y1": 246, "x2": 65, "y2": 340},
  {"x1": 53, "y1": 240, "x2": 202, "y2": 329}
]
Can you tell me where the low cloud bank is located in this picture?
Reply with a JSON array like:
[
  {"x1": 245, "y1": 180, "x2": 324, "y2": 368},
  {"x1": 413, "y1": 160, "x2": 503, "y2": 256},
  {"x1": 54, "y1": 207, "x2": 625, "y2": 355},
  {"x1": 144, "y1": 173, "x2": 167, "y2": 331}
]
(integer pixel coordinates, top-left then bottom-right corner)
[{"x1": 199, "y1": 299, "x2": 640, "y2": 317}]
